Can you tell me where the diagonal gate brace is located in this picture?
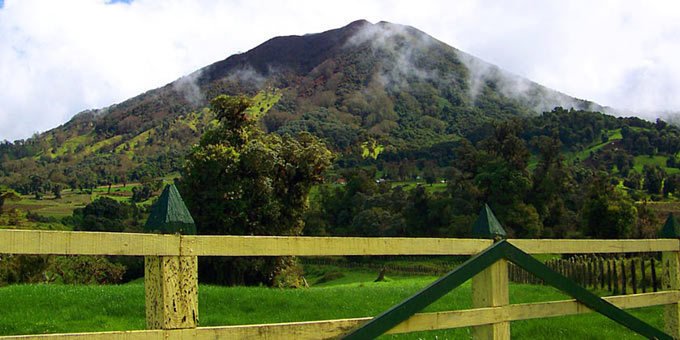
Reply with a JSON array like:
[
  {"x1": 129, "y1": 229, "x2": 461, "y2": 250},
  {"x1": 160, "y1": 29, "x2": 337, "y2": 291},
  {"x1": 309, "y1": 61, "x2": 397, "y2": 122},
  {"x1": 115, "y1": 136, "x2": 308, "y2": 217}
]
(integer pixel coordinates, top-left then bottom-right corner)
[{"x1": 342, "y1": 240, "x2": 671, "y2": 340}]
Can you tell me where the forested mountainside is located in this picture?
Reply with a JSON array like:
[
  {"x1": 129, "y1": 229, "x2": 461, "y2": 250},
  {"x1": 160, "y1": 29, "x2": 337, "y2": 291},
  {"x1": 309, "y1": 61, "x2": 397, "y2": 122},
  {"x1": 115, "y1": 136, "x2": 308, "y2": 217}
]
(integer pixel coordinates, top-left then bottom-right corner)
[{"x1": 0, "y1": 20, "x2": 641, "y2": 194}]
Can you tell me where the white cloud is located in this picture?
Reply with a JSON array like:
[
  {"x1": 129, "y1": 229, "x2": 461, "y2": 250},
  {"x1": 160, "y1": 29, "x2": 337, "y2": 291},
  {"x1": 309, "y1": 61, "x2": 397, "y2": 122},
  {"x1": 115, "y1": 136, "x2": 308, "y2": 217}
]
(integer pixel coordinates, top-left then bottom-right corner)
[{"x1": 1, "y1": 0, "x2": 680, "y2": 140}]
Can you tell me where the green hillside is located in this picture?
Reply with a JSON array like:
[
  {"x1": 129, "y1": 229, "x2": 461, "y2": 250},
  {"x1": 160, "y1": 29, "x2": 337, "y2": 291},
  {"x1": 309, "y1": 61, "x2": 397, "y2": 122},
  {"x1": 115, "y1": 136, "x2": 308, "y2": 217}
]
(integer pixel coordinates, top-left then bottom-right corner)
[
  {"x1": 0, "y1": 20, "x2": 605, "y2": 194},
  {"x1": 3, "y1": 20, "x2": 680, "y2": 243}
]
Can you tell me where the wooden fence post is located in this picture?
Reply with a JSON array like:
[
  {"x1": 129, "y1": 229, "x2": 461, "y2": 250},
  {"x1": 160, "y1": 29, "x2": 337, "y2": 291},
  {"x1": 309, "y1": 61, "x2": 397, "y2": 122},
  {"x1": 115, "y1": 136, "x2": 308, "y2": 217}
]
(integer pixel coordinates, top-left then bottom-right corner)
[
  {"x1": 145, "y1": 255, "x2": 198, "y2": 329},
  {"x1": 621, "y1": 258, "x2": 627, "y2": 295},
  {"x1": 641, "y1": 258, "x2": 647, "y2": 293},
  {"x1": 608, "y1": 259, "x2": 613, "y2": 293},
  {"x1": 662, "y1": 249, "x2": 680, "y2": 338},
  {"x1": 631, "y1": 258, "x2": 637, "y2": 294},
  {"x1": 143, "y1": 184, "x2": 199, "y2": 330},
  {"x1": 612, "y1": 260, "x2": 619, "y2": 295},
  {"x1": 599, "y1": 257, "x2": 605, "y2": 289},
  {"x1": 660, "y1": 213, "x2": 680, "y2": 338},
  {"x1": 652, "y1": 257, "x2": 659, "y2": 292},
  {"x1": 471, "y1": 204, "x2": 510, "y2": 340},
  {"x1": 473, "y1": 259, "x2": 510, "y2": 340}
]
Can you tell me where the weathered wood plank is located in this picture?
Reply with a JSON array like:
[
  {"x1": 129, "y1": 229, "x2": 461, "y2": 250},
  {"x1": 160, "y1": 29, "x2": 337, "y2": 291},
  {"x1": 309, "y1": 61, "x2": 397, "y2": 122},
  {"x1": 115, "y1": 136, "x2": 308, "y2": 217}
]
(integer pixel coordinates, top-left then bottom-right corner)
[
  {"x1": 4, "y1": 292, "x2": 676, "y2": 340},
  {"x1": 145, "y1": 257, "x2": 163, "y2": 329},
  {"x1": 510, "y1": 239, "x2": 679, "y2": 254},
  {"x1": 2, "y1": 229, "x2": 677, "y2": 257},
  {"x1": 507, "y1": 291, "x2": 680, "y2": 320},
  {"x1": 145, "y1": 256, "x2": 198, "y2": 330},
  {"x1": 183, "y1": 237, "x2": 679, "y2": 256},
  {"x1": 0, "y1": 229, "x2": 180, "y2": 256},
  {"x1": 180, "y1": 236, "x2": 493, "y2": 256}
]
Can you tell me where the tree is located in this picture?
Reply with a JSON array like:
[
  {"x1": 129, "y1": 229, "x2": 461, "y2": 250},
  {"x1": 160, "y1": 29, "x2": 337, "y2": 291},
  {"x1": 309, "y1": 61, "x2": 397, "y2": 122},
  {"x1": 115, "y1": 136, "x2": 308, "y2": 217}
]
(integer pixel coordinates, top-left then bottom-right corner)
[
  {"x1": 0, "y1": 188, "x2": 20, "y2": 214},
  {"x1": 51, "y1": 183, "x2": 63, "y2": 199},
  {"x1": 480, "y1": 119, "x2": 530, "y2": 171},
  {"x1": 503, "y1": 202, "x2": 542, "y2": 238},
  {"x1": 180, "y1": 94, "x2": 332, "y2": 286},
  {"x1": 403, "y1": 185, "x2": 431, "y2": 236},
  {"x1": 114, "y1": 154, "x2": 133, "y2": 187},
  {"x1": 73, "y1": 197, "x2": 138, "y2": 232},
  {"x1": 131, "y1": 185, "x2": 153, "y2": 203},
  {"x1": 624, "y1": 171, "x2": 642, "y2": 190},
  {"x1": 664, "y1": 174, "x2": 680, "y2": 197},
  {"x1": 529, "y1": 135, "x2": 574, "y2": 233},
  {"x1": 423, "y1": 163, "x2": 437, "y2": 186},
  {"x1": 29, "y1": 175, "x2": 45, "y2": 199},
  {"x1": 582, "y1": 173, "x2": 637, "y2": 239},
  {"x1": 350, "y1": 207, "x2": 401, "y2": 236},
  {"x1": 643, "y1": 164, "x2": 666, "y2": 194},
  {"x1": 475, "y1": 159, "x2": 530, "y2": 207}
]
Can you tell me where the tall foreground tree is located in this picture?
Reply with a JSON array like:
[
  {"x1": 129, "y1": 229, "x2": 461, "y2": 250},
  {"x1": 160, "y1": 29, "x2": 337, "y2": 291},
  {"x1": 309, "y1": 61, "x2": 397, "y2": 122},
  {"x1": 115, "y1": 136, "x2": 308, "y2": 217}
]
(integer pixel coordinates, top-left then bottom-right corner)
[{"x1": 180, "y1": 94, "x2": 332, "y2": 286}]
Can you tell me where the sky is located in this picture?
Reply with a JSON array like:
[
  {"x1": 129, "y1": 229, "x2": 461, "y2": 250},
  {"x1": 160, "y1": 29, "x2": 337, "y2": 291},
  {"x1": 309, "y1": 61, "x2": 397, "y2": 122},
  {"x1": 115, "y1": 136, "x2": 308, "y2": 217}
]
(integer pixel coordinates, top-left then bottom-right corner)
[{"x1": 1, "y1": 0, "x2": 680, "y2": 141}]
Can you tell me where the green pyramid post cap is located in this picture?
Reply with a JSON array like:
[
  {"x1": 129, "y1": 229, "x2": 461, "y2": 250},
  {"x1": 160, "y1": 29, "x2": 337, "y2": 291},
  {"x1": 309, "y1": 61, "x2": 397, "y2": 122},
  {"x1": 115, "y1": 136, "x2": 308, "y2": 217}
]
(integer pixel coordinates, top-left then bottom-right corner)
[
  {"x1": 144, "y1": 184, "x2": 196, "y2": 235},
  {"x1": 472, "y1": 203, "x2": 506, "y2": 239},
  {"x1": 659, "y1": 213, "x2": 680, "y2": 238}
]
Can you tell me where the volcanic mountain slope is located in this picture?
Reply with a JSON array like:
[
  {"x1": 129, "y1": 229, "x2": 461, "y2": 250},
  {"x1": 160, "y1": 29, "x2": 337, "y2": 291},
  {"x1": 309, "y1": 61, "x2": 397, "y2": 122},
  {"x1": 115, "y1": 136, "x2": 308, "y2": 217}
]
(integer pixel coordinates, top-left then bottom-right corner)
[{"x1": 0, "y1": 20, "x2": 604, "y2": 187}]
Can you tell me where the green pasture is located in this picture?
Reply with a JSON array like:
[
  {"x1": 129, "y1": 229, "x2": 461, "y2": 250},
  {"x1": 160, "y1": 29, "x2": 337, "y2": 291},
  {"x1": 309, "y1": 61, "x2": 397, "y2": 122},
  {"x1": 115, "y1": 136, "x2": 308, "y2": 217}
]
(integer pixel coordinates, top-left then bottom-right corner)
[
  {"x1": 634, "y1": 155, "x2": 680, "y2": 174},
  {"x1": 2, "y1": 183, "x2": 154, "y2": 222},
  {"x1": 567, "y1": 128, "x2": 622, "y2": 163},
  {"x1": 0, "y1": 265, "x2": 663, "y2": 339}
]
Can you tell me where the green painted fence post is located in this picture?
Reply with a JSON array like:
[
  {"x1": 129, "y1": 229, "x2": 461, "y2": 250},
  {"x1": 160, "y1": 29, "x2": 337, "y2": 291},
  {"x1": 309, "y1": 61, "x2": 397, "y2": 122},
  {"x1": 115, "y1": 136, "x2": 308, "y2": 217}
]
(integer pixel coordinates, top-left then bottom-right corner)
[
  {"x1": 660, "y1": 213, "x2": 680, "y2": 338},
  {"x1": 471, "y1": 204, "x2": 509, "y2": 340}
]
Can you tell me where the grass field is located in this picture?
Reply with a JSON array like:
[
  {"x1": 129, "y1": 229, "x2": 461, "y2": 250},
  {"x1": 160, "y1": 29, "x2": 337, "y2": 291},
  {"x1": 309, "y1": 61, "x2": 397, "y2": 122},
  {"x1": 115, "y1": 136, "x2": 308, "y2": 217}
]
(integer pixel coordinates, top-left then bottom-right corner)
[
  {"x1": 3, "y1": 183, "x2": 155, "y2": 222},
  {"x1": 390, "y1": 181, "x2": 448, "y2": 193},
  {"x1": 7, "y1": 190, "x2": 92, "y2": 219},
  {"x1": 0, "y1": 265, "x2": 664, "y2": 339},
  {"x1": 634, "y1": 155, "x2": 680, "y2": 174},
  {"x1": 566, "y1": 128, "x2": 623, "y2": 163}
]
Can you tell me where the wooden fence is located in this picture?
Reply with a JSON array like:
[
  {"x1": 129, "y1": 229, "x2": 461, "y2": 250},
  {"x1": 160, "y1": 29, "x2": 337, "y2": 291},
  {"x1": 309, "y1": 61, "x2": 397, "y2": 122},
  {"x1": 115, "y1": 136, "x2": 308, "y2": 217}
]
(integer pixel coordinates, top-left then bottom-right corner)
[
  {"x1": 1, "y1": 229, "x2": 679, "y2": 339},
  {"x1": 509, "y1": 256, "x2": 661, "y2": 294}
]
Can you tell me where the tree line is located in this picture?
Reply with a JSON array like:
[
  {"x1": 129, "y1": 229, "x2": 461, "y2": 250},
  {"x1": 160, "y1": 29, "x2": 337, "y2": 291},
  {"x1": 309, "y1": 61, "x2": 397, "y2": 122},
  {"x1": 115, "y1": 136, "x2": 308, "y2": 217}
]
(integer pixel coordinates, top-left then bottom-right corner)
[{"x1": 305, "y1": 110, "x2": 678, "y2": 240}]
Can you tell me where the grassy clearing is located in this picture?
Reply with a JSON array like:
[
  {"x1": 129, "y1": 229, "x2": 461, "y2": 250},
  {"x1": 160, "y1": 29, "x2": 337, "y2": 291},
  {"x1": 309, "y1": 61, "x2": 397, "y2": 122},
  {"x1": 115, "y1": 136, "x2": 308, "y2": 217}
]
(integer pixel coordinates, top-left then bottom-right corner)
[
  {"x1": 3, "y1": 183, "x2": 153, "y2": 222},
  {"x1": 49, "y1": 134, "x2": 92, "y2": 158},
  {"x1": 0, "y1": 266, "x2": 664, "y2": 339},
  {"x1": 8, "y1": 191, "x2": 91, "y2": 219},
  {"x1": 114, "y1": 129, "x2": 154, "y2": 155},
  {"x1": 634, "y1": 155, "x2": 680, "y2": 174},
  {"x1": 391, "y1": 181, "x2": 448, "y2": 193},
  {"x1": 566, "y1": 128, "x2": 623, "y2": 163},
  {"x1": 86, "y1": 135, "x2": 124, "y2": 155}
]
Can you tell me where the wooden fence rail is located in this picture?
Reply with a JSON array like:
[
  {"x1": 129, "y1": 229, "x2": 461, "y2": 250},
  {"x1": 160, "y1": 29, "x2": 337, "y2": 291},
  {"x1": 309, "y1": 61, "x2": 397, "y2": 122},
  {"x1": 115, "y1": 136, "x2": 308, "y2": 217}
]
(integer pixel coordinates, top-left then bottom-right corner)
[
  {"x1": 2, "y1": 229, "x2": 678, "y2": 256},
  {"x1": 1, "y1": 229, "x2": 679, "y2": 339}
]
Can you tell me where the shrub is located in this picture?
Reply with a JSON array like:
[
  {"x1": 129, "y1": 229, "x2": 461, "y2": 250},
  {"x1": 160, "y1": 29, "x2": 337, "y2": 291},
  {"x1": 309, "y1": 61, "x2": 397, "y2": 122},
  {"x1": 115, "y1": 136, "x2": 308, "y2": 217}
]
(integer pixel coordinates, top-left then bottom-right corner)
[
  {"x1": 0, "y1": 255, "x2": 51, "y2": 285},
  {"x1": 271, "y1": 258, "x2": 306, "y2": 288},
  {"x1": 51, "y1": 256, "x2": 125, "y2": 284},
  {"x1": 0, "y1": 255, "x2": 126, "y2": 286}
]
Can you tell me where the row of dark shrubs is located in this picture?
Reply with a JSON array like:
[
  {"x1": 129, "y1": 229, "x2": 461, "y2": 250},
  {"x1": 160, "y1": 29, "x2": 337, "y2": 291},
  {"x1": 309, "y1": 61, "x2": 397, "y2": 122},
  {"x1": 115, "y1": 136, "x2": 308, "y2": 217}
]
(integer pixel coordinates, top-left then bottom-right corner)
[
  {"x1": 0, "y1": 254, "x2": 144, "y2": 286},
  {"x1": 1, "y1": 196, "x2": 150, "y2": 286}
]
